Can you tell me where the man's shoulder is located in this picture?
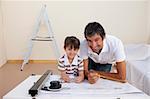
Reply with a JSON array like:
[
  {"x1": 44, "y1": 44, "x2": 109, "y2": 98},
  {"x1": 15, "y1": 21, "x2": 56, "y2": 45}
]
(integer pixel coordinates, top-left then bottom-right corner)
[
  {"x1": 80, "y1": 39, "x2": 87, "y2": 44},
  {"x1": 106, "y1": 35, "x2": 122, "y2": 45},
  {"x1": 80, "y1": 39, "x2": 88, "y2": 48},
  {"x1": 106, "y1": 35, "x2": 120, "y2": 41}
]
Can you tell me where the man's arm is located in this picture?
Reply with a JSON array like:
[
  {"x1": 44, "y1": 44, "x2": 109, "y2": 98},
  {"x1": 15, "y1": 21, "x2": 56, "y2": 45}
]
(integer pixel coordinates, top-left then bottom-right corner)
[
  {"x1": 83, "y1": 59, "x2": 89, "y2": 77},
  {"x1": 97, "y1": 61, "x2": 126, "y2": 83},
  {"x1": 83, "y1": 59, "x2": 99, "y2": 84},
  {"x1": 83, "y1": 58, "x2": 126, "y2": 83}
]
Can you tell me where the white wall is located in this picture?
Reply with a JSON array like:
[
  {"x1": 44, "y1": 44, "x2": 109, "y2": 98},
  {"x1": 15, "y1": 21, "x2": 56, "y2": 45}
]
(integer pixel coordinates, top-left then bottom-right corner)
[
  {"x1": 0, "y1": 1, "x2": 6, "y2": 67},
  {"x1": 1, "y1": 0, "x2": 149, "y2": 60},
  {"x1": 148, "y1": 0, "x2": 150, "y2": 43}
]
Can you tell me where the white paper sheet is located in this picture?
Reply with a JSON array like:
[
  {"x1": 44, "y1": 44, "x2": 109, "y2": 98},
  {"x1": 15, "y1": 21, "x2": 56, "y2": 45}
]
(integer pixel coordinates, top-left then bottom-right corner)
[
  {"x1": 3, "y1": 75, "x2": 149, "y2": 99},
  {"x1": 40, "y1": 76, "x2": 143, "y2": 96}
]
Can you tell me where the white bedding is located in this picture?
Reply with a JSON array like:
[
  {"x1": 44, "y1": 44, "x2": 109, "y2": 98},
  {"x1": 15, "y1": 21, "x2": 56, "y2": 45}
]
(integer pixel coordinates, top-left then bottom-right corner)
[
  {"x1": 126, "y1": 58, "x2": 150, "y2": 95},
  {"x1": 124, "y1": 44, "x2": 150, "y2": 60},
  {"x1": 125, "y1": 44, "x2": 150, "y2": 96},
  {"x1": 144, "y1": 73, "x2": 150, "y2": 95}
]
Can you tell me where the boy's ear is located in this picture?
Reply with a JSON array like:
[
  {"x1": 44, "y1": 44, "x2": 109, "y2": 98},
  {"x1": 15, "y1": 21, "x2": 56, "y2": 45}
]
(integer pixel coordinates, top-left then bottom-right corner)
[
  {"x1": 64, "y1": 47, "x2": 66, "y2": 50},
  {"x1": 63, "y1": 46, "x2": 66, "y2": 50}
]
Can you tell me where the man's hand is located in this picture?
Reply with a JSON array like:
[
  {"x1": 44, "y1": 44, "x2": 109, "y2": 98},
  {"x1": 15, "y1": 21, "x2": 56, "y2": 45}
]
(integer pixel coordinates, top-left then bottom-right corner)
[{"x1": 88, "y1": 70, "x2": 100, "y2": 84}]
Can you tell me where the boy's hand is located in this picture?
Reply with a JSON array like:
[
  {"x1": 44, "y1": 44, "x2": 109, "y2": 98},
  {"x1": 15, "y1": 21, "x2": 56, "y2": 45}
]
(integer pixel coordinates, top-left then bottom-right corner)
[
  {"x1": 61, "y1": 72, "x2": 70, "y2": 82},
  {"x1": 75, "y1": 76, "x2": 84, "y2": 83}
]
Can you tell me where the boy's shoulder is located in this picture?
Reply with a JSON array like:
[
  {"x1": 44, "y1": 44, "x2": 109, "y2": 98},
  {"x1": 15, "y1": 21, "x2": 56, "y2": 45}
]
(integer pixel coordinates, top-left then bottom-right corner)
[
  {"x1": 76, "y1": 54, "x2": 83, "y2": 62},
  {"x1": 58, "y1": 54, "x2": 65, "y2": 62},
  {"x1": 59, "y1": 54, "x2": 65, "y2": 59}
]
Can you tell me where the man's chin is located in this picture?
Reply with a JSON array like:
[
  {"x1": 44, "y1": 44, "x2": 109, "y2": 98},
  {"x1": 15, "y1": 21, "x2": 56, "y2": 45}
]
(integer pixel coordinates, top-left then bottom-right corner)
[
  {"x1": 92, "y1": 48, "x2": 102, "y2": 54},
  {"x1": 92, "y1": 49, "x2": 99, "y2": 53}
]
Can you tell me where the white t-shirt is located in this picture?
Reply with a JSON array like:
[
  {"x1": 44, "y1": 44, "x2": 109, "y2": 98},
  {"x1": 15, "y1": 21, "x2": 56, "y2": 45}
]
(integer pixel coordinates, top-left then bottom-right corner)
[{"x1": 80, "y1": 35, "x2": 126, "y2": 64}]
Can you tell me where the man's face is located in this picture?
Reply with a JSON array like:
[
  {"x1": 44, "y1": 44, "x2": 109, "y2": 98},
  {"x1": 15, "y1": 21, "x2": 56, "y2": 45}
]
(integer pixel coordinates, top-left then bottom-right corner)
[{"x1": 86, "y1": 34, "x2": 103, "y2": 53}]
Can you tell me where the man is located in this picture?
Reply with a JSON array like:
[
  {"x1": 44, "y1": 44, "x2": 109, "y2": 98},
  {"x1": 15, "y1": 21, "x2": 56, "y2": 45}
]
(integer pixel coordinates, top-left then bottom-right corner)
[{"x1": 80, "y1": 22, "x2": 126, "y2": 84}]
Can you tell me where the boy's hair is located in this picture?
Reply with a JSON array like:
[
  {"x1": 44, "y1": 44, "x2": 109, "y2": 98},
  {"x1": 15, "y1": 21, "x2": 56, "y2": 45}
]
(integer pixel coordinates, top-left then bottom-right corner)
[
  {"x1": 64, "y1": 36, "x2": 80, "y2": 50},
  {"x1": 84, "y1": 22, "x2": 106, "y2": 40}
]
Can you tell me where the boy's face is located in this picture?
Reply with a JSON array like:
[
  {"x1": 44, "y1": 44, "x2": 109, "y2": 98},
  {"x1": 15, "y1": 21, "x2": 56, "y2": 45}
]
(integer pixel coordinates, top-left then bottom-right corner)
[
  {"x1": 86, "y1": 33, "x2": 103, "y2": 53},
  {"x1": 65, "y1": 47, "x2": 79, "y2": 60}
]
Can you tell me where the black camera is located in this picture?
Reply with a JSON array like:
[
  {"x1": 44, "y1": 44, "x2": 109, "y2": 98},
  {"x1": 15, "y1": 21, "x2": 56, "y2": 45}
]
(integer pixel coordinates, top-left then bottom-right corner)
[{"x1": 49, "y1": 81, "x2": 61, "y2": 89}]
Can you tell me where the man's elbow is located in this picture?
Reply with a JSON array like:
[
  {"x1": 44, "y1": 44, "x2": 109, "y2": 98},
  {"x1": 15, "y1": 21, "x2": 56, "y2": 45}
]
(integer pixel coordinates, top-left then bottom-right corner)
[
  {"x1": 118, "y1": 72, "x2": 126, "y2": 82},
  {"x1": 120, "y1": 75, "x2": 126, "y2": 80}
]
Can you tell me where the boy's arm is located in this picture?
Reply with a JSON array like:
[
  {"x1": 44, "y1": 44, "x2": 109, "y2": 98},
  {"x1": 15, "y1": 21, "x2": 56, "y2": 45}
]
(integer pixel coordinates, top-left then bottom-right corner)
[
  {"x1": 75, "y1": 70, "x2": 84, "y2": 83},
  {"x1": 60, "y1": 70, "x2": 70, "y2": 82},
  {"x1": 58, "y1": 59, "x2": 70, "y2": 82}
]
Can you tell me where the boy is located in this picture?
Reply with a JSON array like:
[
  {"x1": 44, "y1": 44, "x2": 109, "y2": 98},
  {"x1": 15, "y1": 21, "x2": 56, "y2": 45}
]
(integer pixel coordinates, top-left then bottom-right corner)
[{"x1": 58, "y1": 36, "x2": 84, "y2": 83}]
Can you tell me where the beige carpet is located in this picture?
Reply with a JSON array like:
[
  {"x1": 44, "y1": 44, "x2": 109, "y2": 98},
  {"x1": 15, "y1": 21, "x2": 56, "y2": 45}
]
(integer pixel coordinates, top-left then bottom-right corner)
[{"x1": 0, "y1": 63, "x2": 59, "y2": 99}]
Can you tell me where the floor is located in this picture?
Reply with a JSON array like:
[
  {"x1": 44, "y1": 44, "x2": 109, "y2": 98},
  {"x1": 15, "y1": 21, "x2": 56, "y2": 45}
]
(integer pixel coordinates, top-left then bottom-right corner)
[{"x1": 0, "y1": 63, "x2": 59, "y2": 99}]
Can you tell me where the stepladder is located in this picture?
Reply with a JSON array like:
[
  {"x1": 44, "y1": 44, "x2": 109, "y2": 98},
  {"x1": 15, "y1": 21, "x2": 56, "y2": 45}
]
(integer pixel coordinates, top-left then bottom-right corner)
[{"x1": 21, "y1": 5, "x2": 60, "y2": 71}]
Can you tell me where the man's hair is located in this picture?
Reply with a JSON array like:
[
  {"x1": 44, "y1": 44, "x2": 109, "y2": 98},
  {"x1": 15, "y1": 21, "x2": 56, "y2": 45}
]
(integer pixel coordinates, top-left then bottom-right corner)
[
  {"x1": 84, "y1": 22, "x2": 106, "y2": 40},
  {"x1": 64, "y1": 36, "x2": 80, "y2": 50}
]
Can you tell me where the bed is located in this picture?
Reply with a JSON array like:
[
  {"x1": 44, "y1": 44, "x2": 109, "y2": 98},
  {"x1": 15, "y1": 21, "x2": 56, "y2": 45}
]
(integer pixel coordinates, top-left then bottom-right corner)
[{"x1": 125, "y1": 44, "x2": 150, "y2": 96}]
